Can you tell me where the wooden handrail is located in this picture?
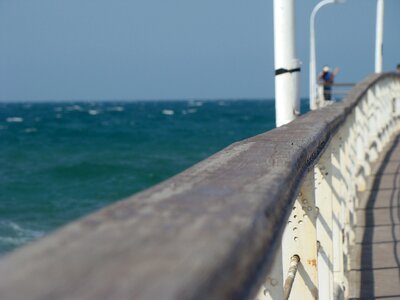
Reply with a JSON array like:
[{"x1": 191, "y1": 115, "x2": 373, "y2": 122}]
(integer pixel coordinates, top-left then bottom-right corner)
[{"x1": 0, "y1": 73, "x2": 399, "y2": 300}]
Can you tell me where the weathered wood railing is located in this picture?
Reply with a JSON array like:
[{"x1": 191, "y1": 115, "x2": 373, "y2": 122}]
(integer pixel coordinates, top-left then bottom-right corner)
[{"x1": 0, "y1": 73, "x2": 399, "y2": 300}]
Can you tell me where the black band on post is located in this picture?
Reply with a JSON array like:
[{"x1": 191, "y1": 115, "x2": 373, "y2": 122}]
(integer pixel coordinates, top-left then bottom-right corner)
[{"x1": 275, "y1": 67, "x2": 301, "y2": 76}]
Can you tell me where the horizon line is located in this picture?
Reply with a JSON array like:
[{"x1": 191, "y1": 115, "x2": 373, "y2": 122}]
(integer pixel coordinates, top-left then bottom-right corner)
[{"x1": 0, "y1": 97, "x2": 312, "y2": 103}]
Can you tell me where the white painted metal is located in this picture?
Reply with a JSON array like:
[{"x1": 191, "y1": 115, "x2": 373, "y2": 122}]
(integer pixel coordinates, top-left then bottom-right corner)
[
  {"x1": 255, "y1": 78, "x2": 400, "y2": 299},
  {"x1": 281, "y1": 173, "x2": 319, "y2": 299},
  {"x1": 330, "y1": 133, "x2": 346, "y2": 298},
  {"x1": 375, "y1": 0, "x2": 384, "y2": 73},
  {"x1": 257, "y1": 247, "x2": 284, "y2": 299},
  {"x1": 315, "y1": 155, "x2": 334, "y2": 300},
  {"x1": 273, "y1": 0, "x2": 300, "y2": 127},
  {"x1": 309, "y1": 0, "x2": 337, "y2": 111},
  {"x1": 339, "y1": 124, "x2": 351, "y2": 298},
  {"x1": 255, "y1": 173, "x2": 319, "y2": 300}
]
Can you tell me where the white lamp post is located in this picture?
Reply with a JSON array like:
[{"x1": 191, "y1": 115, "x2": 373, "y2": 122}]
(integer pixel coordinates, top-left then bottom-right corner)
[
  {"x1": 273, "y1": 0, "x2": 301, "y2": 127},
  {"x1": 310, "y1": 0, "x2": 342, "y2": 110},
  {"x1": 375, "y1": 0, "x2": 384, "y2": 73}
]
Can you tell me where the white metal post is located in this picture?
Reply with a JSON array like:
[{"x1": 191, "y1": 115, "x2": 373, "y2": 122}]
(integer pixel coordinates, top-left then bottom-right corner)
[
  {"x1": 310, "y1": 5, "x2": 318, "y2": 111},
  {"x1": 273, "y1": 0, "x2": 301, "y2": 127},
  {"x1": 375, "y1": 0, "x2": 384, "y2": 73}
]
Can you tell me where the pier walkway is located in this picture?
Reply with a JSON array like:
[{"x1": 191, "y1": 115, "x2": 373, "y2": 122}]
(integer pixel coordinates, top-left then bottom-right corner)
[{"x1": 349, "y1": 136, "x2": 400, "y2": 299}]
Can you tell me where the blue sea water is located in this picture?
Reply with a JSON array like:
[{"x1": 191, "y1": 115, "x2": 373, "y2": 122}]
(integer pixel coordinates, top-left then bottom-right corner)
[{"x1": 0, "y1": 99, "x2": 309, "y2": 254}]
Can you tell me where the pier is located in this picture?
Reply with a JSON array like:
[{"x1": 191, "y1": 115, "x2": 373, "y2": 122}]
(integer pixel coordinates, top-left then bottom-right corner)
[{"x1": 0, "y1": 73, "x2": 399, "y2": 299}]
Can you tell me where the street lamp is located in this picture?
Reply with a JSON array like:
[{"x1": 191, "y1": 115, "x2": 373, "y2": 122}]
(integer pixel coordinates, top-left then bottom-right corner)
[{"x1": 309, "y1": 0, "x2": 343, "y2": 110}]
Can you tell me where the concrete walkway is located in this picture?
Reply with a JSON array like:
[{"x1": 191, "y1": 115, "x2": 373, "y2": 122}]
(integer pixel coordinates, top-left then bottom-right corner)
[{"x1": 350, "y1": 136, "x2": 400, "y2": 299}]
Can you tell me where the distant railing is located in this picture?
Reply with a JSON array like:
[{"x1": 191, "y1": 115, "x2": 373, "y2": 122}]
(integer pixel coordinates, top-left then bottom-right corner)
[
  {"x1": 0, "y1": 73, "x2": 399, "y2": 300},
  {"x1": 330, "y1": 83, "x2": 356, "y2": 98},
  {"x1": 317, "y1": 82, "x2": 356, "y2": 105}
]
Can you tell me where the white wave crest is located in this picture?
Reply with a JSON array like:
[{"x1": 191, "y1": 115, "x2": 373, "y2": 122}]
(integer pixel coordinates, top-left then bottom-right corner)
[
  {"x1": 6, "y1": 117, "x2": 23, "y2": 123},
  {"x1": 162, "y1": 109, "x2": 174, "y2": 116},
  {"x1": 108, "y1": 106, "x2": 124, "y2": 112},
  {"x1": 0, "y1": 221, "x2": 44, "y2": 247},
  {"x1": 24, "y1": 128, "x2": 37, "y2": 133},
  {"x1": 88, "y1": 109, "x2": 100, "y2": 115}
]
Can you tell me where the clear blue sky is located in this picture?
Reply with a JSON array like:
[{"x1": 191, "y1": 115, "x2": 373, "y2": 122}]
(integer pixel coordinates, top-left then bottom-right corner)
[{"x1": 0, "y1": 0, "x2": 398, "y2": 101}]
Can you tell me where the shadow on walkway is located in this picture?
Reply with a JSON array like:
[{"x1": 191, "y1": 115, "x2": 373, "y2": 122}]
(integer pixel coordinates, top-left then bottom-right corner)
[{"x1": 358, "y1": 136, "x2": 400, "y2": 299}]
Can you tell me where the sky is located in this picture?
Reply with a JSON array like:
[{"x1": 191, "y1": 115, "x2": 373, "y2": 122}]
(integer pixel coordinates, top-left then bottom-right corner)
[{"x1": 0, "y1": 0, "x2": 398, "y2": 101}]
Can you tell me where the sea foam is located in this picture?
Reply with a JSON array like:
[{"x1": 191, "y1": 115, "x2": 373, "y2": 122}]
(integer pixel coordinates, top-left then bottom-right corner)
[{"x1": 6, "y1": 117, "x2": 23, "y2": 123}]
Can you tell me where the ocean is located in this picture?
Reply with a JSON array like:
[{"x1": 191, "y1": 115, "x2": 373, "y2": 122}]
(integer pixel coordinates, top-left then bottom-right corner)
[{"x1": 0, "y1": 99, "x2": 309, "y2": 255}]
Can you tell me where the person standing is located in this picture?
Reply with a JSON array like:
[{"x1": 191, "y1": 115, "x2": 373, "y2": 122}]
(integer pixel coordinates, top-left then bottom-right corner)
[{"x1": 319, "y1": 66, "x2": 339, "y2": 100}]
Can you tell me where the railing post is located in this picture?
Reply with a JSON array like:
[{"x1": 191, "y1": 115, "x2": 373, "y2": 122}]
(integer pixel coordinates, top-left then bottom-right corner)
[
  {"x1": 348, "y1": 115, "x2": 358, "y2": 201},
  {"x1": 368, "y1": 89, "x2": 381, "y2": 161},
  {"x1": 315, "y1": 152, "x2": 334, "y2": 300},
  {"x1": 355, "y1": 102, "x2": 369, "y2": 192},
  {"x1": 330, "y1": 134, "x2": 346, "y2": 298},
  {"x1": 339, "y1": 121, "x2": 354, "y2": 299},
  {"x1": 345, "y1": 115, "x2": 358, "y2": 245},
  {"x1": 281, "y1": 172, "x2": 319, "y2": 299},
  {"x1": 255, "y1": 172, "x2": 319, "y2": 300}
]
